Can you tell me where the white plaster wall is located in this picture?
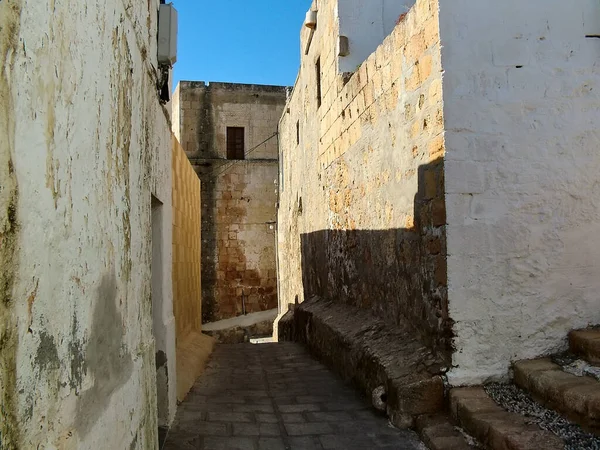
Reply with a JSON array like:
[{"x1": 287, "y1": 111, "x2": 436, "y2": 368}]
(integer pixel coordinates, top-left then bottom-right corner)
[
  {"x1": 337, "y1": 0, "x2": 415, "y2": 73},
  {"x1": 0, "y1": 0, "x2": 175, "y2": 448},
  {"x1": 172, "y1": 84, "x2": 181, "y2": 143},
  {"x1": 439, "y1": 0, "x2": 600, "y2": 385}
]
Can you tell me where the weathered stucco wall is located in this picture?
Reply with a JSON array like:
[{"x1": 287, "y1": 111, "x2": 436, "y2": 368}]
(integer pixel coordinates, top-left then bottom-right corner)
[
  {"x1": 440, "y1": 0, "x2": 600, "y2": 385},
  {"x1": 0, "y1": 1, "x2": 174, "y2": 448},
  {"x1": 277, "y1": 0, "x2": 450, "y2": 353},
  {"x1": 173, "y1": 82, "x2": 286, "y2": 322}
]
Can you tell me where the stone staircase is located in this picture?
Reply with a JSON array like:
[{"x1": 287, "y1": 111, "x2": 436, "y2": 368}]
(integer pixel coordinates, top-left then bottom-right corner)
[{"x1": 446, "y1": 327, "x2": 600, "y2": 450}]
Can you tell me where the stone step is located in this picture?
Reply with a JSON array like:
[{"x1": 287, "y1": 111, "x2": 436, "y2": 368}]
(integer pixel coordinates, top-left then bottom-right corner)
[
  {"x1": 450, "y1": 387, "x2": 564, "y2": 450},
  {"x1": 514, "y1": 358, "x2": 600, "y2": 435},
  {"x1": 415, "y1": 414, "x2": 478, "y2": 450},
  {"x1": 570, "y1": 328, "x2": 600, "y2": 365}
]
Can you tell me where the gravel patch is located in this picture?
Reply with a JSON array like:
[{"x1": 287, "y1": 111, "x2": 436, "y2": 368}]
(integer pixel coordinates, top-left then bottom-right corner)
[
  {"x1": 485, "y1": 383, "x2": 600, "y2": 450},
  {"x1": 553, "y1": 353, "x2": 600, "y2": 381}
]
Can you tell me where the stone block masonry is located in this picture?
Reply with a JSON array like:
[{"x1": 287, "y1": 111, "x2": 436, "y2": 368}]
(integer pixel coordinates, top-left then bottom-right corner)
[
  {"x1": 279, "y1": 0, "x2": 600, "y2": 387},
  {"x1": 172, "y1": 82, "x2": 288, "y2": 322},
  {"x1": 277, "y1": 0, "x2": 450, "y2": 355}
]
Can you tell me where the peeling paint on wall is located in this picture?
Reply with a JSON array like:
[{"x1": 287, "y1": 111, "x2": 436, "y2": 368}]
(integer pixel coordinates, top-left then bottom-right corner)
[
  {"x1": 74, "y1": 273, "x2": 133, "y2": 437},
  {"x1": 0, "y1": 1, "x2": 174, "y2": 448},
  {"x1": 0, "y1": 1, "x2": 23, "y2": 448}
]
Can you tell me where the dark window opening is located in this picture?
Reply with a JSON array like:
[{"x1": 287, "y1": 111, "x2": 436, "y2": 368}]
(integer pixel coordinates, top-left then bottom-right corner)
[
  {"x1": 296, "y1": 120, "x2": 300, "y2": 146},
  {"x1": 227, "y1": 127, "x2": 245, "y2": 160},
  {"x1": 316, "y1": 57, "x2": 322, "y2": 108}
]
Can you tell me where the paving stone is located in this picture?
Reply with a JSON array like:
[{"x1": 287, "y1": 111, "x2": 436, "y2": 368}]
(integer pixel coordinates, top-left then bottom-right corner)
[
  {"x1": 305, "y1": 411, "x2": 353, "y2": 422},
  {"x1": 207, "y1": 395, "x2": 247, "y2": 404},
  {"x1": 201, "y1": 436, "x2": 256, "y2": 450},
  {"x1": 186, "y1": 421, "x2": 229, "y2": 437},
  {"x1": 233, "y1": 422, "x2": 281, "y2": 437},
  {"x1": 319, "y1": 434, "x2": 379, "y2": 449},
  {"x1": 278, "y1": 404, "x2": 321, "y2": 413},
  {"x1": 258, "y1": 437, "x2": 286, "y2": 450},
  {"x1": 206, "y1": 412, "x2": 254, "y2": 423},
  {"x1": 281, "y1": 413, "x2": 306, "y2": 423},
  {"x1": 165, "y1": 343, "x2": 424, "y2": 449},
  {"x1": 288, "y1": 436, "x2": 322, "y2": 450},
  {"x1": 285, "y1": 422, "x2": 335, "y2": 436},
  {"x1": 234, "y1": 403, "x2": 275, "y2": 413},
  {"x1": 297, "y1": 395, "x2": 331, "y2": 403},
  {"x1": 256, "y1": 413, "x2": 278, "y2": 423}
]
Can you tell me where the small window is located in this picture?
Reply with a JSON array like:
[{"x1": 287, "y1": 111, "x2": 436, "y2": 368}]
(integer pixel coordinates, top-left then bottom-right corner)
[
  {"x1": 296, "y1": 120, "x2": 300, "y2": 146},
  {"x1": 226, "y1": 127, "x2": 245, "y2": 160},
  {"x1": 315, "y1": 57, "x2": 322, "y2": 108}
]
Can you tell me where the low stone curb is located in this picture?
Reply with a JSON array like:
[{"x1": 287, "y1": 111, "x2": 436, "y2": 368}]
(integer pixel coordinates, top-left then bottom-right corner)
[{"x1": 278, "y1": 296, "x2": 447, "y2": 428}]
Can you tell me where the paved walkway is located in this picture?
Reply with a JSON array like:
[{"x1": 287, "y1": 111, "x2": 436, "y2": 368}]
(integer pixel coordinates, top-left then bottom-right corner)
[{"x1": 163, "y1": 342, "x2": 425, "y2": 450}]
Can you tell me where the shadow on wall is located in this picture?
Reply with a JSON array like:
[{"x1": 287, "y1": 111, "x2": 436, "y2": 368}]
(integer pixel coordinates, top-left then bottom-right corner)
[{"x1": 298, "y1": 157, "x2": 452, "y2": 355}]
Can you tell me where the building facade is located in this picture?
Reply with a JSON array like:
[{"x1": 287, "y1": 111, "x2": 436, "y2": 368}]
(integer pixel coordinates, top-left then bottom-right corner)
[
  {"x1": 172, "y1": 82, "x2": 287, "y2": 323},
  {"x1": 0, "y1": 2, "x2": 204, "y2": 448},
  {"x1": 277, "y1": 0, "x2": 600, "y2": 386}
]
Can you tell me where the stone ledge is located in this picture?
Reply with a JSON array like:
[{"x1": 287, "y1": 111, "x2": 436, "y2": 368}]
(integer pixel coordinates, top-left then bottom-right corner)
[
  {"x1": 278, "y1": 296, "x2": 447, "y2": 428},
  {"x1": 450, "y1": 387, "x2": 564, "y2": 450}
]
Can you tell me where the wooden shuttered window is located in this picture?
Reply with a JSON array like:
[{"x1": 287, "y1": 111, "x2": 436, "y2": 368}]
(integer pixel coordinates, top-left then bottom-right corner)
[{"x1": 226, "y1": 127, "x2": 245, "y2": 160}]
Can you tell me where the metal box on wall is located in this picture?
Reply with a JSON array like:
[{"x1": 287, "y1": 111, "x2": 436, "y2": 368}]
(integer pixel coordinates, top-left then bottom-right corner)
[{"x1": 158, "y1": 4, "x2": 178, "y2": 66}]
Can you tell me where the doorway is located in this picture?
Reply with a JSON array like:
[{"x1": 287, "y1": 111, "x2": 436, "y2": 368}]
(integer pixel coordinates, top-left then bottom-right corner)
[{"x1": 151, "y1": 195, "x2": 169, "y2": 444}]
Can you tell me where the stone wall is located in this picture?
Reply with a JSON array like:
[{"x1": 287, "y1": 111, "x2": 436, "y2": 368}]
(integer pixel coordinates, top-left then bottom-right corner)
[
  {"x1": 281, "y1": 0, "x2": 600, "y2": 385},
  {"x1": 277, "y1": 0, "x2": 450, "y2": 353},
  {"x1": 440, "y1": 0, "x2": 600, "y2": 385},
  {"x1": 0, "y1": 1, "x2": 174, "y2": 448},
  {"x1": 173, "y1": 82, "x2": 286, "y2": 322},
  {"x1": 172, "y1": 137, "x2": 202, "y2": 338}
]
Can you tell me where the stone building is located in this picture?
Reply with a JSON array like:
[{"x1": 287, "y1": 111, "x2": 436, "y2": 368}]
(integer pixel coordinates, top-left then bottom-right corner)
[
  {"x1": 277, "y1": 0, "x2": 600, "y2": 408},
  {"x1": 0, "y1": 2, "x2": 201, "y2": 448},
  {"x1": 172, "y1": 82, "x2": 288, "y2": 323}
]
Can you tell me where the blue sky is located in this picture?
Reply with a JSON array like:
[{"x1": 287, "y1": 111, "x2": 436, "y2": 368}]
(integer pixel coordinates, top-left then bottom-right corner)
[{"x1": 172, "y1": 1, "x2": 312, "y2": 89}]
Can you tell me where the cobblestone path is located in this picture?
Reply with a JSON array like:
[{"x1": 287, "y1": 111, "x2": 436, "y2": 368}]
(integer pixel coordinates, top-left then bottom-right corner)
[{"x1": 163, "y1": 342, "x2": 425, "y2": 450}]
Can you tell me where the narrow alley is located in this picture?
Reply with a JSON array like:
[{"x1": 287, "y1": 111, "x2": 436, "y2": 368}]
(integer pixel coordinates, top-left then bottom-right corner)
[
  {"x1": 163, "y1": 343, "x2": 425, "y2": 450},
  {"x1": 3, "y1": 0, "x2": 600, "y2": 449}
]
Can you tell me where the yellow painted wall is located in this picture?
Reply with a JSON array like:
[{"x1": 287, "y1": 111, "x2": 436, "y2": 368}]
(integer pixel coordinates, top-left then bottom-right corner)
[{"x1": 172, "y1": 136, "x2": 202, "y2": 337}]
